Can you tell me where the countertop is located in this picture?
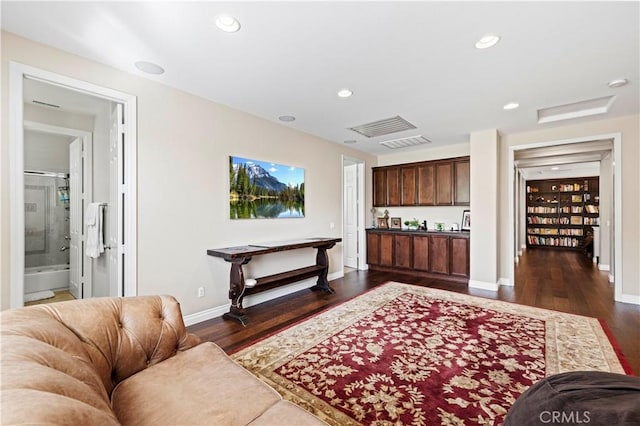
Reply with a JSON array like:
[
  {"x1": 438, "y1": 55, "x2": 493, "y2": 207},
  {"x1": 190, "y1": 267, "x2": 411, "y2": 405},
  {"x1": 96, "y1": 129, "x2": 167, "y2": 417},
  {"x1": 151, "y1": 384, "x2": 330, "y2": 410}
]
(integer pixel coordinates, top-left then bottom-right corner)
[{"x1": 366, "y1": 228, "x2": 470, "y2": 237}]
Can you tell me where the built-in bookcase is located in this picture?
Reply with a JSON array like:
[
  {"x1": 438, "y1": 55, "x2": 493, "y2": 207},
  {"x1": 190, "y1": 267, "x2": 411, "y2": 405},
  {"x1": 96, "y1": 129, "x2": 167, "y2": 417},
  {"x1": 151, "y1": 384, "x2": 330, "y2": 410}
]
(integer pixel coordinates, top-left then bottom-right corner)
[{"x1": 526, "y1": 177, "x2": 599, "y2": 250}]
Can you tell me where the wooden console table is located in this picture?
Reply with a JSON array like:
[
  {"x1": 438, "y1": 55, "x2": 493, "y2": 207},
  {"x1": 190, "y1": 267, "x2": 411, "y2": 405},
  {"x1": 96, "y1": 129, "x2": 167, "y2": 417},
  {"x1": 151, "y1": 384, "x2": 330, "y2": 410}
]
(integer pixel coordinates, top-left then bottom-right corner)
[{"x1": 207, "y1": 237, "x2": 341, "y2": 324}]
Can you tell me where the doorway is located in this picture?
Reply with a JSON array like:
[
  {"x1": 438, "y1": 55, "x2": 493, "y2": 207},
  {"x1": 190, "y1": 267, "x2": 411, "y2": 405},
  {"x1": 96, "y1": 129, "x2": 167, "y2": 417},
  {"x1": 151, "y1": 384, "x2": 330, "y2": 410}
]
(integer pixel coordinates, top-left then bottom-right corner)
[
  {"x1": 342, "y1": 156, "x2": 366, "y2": 272},
  {"x1": 9, "y1": 62, "x2": 138, "y2": 308},
  {"x1": 508, "y1": 134, "x2": 622, "y2": 302}
]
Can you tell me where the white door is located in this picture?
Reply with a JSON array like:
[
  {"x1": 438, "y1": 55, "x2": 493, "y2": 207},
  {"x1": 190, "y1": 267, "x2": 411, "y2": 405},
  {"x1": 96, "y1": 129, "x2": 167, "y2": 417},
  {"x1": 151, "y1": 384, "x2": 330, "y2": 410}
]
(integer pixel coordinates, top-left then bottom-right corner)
[
  {"x1": 344, "y1": 163, "x2": 358, "y2": 268},
  {"x1": 69, "y1": 138, "x2": 82, "y2": 299}
]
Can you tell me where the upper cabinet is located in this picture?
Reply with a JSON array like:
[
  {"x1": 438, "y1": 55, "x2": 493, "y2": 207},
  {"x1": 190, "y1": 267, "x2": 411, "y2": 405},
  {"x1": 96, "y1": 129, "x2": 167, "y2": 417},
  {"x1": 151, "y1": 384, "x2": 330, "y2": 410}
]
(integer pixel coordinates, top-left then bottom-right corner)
[{"x1": 373, "y1": 156, "x2": 470, "y2": 207}]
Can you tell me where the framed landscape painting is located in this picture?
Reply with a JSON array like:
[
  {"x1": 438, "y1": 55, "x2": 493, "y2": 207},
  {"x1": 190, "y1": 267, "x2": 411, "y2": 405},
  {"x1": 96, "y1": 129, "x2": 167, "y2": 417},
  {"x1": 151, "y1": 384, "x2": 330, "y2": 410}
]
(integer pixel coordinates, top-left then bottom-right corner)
[{"x1": 229, "y1": 156, "x2": 305, "y2": 219}]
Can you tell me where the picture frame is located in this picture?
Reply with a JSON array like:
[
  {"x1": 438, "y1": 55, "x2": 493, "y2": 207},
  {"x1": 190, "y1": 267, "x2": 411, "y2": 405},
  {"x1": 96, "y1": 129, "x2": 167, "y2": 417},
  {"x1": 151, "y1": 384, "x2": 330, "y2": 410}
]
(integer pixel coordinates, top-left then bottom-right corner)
[
  {"x1": 390, "y1": 217, "x2": 402, "y2": 229},
  {"x1": 461, "y1": 210, "x2": 471, "y2": 231},
  {"x1": 377, "y1": 217, "x2": 389, "y2": 229}
]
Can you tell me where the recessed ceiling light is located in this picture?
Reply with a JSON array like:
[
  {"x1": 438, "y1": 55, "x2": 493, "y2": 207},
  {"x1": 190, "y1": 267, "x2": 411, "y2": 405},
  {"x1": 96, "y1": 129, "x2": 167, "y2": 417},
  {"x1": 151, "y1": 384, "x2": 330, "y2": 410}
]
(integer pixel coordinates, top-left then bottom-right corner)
[
  {"x1": 608, "y1": 78, "x2": 628, "y2": 88},
  {"x1": 337, "y1": 88, "x2": 353, "y2": 98},
  {"x1": 278, "y1": 115, "x2": 296, "y2": 122},
  {"x1": 551, "y1": 166, "x2": 559, "y2": 170},
  {"x1": 215, "y1": 14, "x2": 241, "y2": 32},
  {"x1": 475, "y1": 34, "x2": 501, "y2": 49},
  {"x1": 134, "y1": 61, "x2": 165, "y2": 75},
  {"x1": 343, "y1": 140, "x2": 357, "y2": 144},
  {"x1": 503, "y1": 102, "x2": 520, "y2": 110}
]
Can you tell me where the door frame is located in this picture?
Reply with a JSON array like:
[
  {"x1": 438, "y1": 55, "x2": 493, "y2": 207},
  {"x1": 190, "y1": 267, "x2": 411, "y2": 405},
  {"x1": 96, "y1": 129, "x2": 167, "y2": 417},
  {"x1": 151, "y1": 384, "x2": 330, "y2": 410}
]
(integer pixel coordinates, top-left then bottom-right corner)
[
  {"x1": 507, "y1": 132, "x2": 624, "y2": 302},
  {"x1": 9, "y1": 62, "x2": 138, "y2": 308},
  {"x1": 342, "y1": 155, "x2": 366, "y2": 270},
  {"x1": 23, "y1": 121, "x2": 93, "y2": 298}
]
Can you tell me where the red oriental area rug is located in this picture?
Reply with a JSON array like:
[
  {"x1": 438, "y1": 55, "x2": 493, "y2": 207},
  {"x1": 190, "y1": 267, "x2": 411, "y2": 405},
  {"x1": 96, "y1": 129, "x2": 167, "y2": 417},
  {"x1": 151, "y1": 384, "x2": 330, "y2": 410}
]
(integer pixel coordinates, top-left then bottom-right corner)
[{"x1": 231, "y1": 282, "x2": 628, "y2": 426}]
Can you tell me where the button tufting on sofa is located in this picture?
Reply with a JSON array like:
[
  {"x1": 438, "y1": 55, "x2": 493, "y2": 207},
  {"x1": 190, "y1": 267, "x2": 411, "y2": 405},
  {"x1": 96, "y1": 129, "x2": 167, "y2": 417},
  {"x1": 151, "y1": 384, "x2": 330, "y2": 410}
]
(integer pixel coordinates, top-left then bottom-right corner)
[{"x1": 1, "y1": 295, "x2": 327, "y2": 425}]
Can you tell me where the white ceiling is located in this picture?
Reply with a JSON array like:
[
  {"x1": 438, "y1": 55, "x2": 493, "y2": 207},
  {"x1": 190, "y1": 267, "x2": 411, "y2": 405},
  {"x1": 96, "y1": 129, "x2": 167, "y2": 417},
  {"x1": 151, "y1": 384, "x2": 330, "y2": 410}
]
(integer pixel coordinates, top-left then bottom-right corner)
[{"x1": 2, "y1": 1, "x2": 638, "y2": 156}]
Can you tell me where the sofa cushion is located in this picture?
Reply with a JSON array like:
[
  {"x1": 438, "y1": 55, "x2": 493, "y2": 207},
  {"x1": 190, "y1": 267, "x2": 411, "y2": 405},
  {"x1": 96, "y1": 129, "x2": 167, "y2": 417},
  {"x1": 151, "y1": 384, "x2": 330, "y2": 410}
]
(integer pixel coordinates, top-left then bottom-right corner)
[
  {"x1": 112, "y1": 342, "x2": 319, "y2": 425},
  {"x1": 248, "y1": 400, "x2": 327, "y2": 425}
]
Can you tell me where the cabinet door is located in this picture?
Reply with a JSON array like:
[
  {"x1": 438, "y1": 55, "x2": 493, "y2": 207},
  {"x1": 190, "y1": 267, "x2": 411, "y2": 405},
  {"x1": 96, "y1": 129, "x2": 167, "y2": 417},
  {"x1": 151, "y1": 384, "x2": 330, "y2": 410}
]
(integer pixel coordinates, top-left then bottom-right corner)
[
  {"x1": 450, "y1": 236, "x2": 469, "y2": 277},
  {"x1": 454, "y1": 159, "x2": 470, "y2": 206},
  {"x1": 366, "y1": 232, "x2": 380, "y2": 265},
  {"x1": 429, "y1": 235, "x2": 450, "y2": 274},
  {"x1": 417, "y1": 164, "x2": 435, "y2": 205},
  {"x1": 373, "y1": 168, "x2": 387, "y2": 207},
  {"x1": 413, "y1": 235, "x2": 429, "y2": 271},
  {"x1": 380, "y1": 233, "x2": 394, "y2": 266},
  {"x1": 401, "y1": 167, "x2": 417, "y2": 206},
  {"x1": 394, "y1": 234, "x2": 412, "y2": 268},
  {"x1": 386, "y1": 167, "x2": 401, "y2": 206},
  {"x1": 436, "y1": 162, "x2": 453, "y2": 205}
]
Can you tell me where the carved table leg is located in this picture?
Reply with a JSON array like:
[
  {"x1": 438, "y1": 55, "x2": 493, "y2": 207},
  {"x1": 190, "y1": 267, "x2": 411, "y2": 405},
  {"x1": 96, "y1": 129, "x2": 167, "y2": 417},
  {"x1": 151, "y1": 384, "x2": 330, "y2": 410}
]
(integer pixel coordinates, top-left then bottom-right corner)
[
  {"x1": 223, "y1": 257, "x2": 251, "y2": 324},
  {"x1": 310, "y1": 243, "x2": 336, "y2": 294}
]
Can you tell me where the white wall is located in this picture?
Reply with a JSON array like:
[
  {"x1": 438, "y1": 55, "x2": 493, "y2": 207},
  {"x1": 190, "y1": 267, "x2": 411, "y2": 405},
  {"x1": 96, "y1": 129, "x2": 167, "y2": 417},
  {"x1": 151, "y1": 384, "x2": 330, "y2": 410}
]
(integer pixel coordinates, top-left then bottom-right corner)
[
  {"x1": 376, "y1": 142, "x2": 470, "y2": 229},
  {"x1": 469, "y1": 129, "x2": 499, "y2": 288},
  {"x1": 24, "y1": 129, "x2": 73, "y2": 172},
  {"x1": 1, "y1": 31, "x2": 376, "y2": 314}
]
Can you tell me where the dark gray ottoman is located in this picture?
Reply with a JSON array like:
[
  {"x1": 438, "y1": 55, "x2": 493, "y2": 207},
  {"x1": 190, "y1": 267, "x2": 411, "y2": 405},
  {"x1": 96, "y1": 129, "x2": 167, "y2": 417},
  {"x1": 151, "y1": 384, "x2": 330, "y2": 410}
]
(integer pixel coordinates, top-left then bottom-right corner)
[{"x1": 504, "y1": 371, "x2": 640, "y2": 425}]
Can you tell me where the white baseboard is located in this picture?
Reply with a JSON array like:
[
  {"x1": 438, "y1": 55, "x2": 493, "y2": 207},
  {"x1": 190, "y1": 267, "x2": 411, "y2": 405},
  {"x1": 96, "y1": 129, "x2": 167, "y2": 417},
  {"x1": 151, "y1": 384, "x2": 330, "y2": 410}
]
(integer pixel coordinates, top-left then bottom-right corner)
[
  {"x1": 498, "y1": 277, "x2": 512, "y2": 286},
  {"x1": 182, "y1": 271, "x2": 344, "y2": 327},
  {"x1": 521, "y1": 244, "x2": 527, "y2": 250},
  {"x1": 598, "y1": 264, "x2": 610, "y2": 271},
  {"x1": 468, "y1": 279, "x2": 499, "y2": 291},
  {"x1": 609, "y1": 274, "x2": 614, "y2": 283},
  {"x1": 183, "y1": 304, "x2": 230, "y2": 327},
  {"x1": 616, "y1": 293, "x2": 640, "y2": 305}
]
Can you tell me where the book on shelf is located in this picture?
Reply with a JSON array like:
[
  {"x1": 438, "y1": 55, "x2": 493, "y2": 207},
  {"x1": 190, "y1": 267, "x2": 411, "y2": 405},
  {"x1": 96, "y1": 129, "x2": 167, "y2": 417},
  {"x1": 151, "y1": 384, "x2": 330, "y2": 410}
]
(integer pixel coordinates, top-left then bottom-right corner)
[{"x1": 585, "y1": 205, "x2": 599, "y2": 213}]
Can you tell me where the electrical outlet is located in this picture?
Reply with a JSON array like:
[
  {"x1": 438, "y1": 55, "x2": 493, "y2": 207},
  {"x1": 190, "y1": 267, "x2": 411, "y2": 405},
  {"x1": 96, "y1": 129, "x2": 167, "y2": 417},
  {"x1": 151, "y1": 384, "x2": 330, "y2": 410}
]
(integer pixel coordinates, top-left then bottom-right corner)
[{"x1": 197, "y1": 287, "x2": 205, "y2": 298}]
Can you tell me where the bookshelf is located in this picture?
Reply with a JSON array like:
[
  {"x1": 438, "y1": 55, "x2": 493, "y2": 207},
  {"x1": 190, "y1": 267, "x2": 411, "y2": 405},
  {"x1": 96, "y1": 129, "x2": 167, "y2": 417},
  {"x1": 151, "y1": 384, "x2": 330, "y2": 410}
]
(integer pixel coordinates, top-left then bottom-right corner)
[{"x1": 526, "y1": 177, "x2": 599, "y2": 250}]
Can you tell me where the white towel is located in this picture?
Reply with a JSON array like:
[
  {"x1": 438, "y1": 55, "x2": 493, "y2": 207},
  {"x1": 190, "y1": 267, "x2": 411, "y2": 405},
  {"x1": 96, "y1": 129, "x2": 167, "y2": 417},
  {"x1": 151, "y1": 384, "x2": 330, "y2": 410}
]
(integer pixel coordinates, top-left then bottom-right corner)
[{"x1": 86, "y1": 203, "x2": 105, "y2": 258}]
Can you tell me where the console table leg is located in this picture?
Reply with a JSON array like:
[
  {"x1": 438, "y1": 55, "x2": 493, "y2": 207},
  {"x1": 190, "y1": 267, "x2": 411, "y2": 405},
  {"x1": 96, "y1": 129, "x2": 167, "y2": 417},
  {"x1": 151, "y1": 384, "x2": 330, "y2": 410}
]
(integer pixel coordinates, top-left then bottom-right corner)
[
  {"x1": 223, "y1": 258, "x2": 251, "y2": 324},
  {"x1": 310, "y1": 245, "x2": 336, "y2": 294}
]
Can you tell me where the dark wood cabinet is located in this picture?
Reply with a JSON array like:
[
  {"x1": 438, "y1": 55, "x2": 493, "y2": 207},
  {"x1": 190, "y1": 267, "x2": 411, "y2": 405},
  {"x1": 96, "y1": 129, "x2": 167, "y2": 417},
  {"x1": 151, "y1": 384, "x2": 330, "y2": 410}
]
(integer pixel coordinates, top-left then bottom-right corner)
[
  {"x1": 435, "y1": 162, "x2": 453, "y2": 205},
  {"x1": 413, "y1": 235, "x2": 429, "y2": 271},
  {"x1": 373, "y1": 168, "x2": 386, "y2": 207},
  {"x1": 366, "y1": 229, "x2": 469, "y2": 283},
  {"x1": 366, "y1": 232, "x2": 380, "y2": 265},
  {"x1": 386, "y1": 168, "x2": 401, "y2": 206},
  {"x1": 417, "y1": 163, "x2": 435, "y2": 205},
  {"x1": 450, "y1": 236, "x2": 470, "y2": 277},
  {"x1": 394, "y1": 234, "x2": 413, "y2": 268},
  {"x1": 372, "y1": 156, "x2": 469, "y2": 208},
  {"x1": 380, "y1": 233, "x2": 394, "y2": 266},
  {"x1": 429, "y1": 235, "x2": 450, "y2": 274},
  {"x1": 401, "y1": 167, "x2": 416, "y2": 205},
  {"x1": 454, "y1": 159, "x2": 470, "y2": 205}
]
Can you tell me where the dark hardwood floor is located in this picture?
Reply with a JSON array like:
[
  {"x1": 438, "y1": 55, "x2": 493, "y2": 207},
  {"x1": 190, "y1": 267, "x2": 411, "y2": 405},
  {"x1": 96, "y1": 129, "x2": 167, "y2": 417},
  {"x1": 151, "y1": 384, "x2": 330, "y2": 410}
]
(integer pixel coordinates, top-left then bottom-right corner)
[{"x1": 188, "y1": 248, "x2": 639, "y2": 375}]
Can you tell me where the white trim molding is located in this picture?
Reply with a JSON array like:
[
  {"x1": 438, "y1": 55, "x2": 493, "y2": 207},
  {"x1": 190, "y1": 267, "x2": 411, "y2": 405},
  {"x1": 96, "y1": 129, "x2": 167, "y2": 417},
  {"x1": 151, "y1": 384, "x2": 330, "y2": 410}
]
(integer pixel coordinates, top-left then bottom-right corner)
[
  {"x1": 617, "y1": 294, "x2": 640, "y2": 305},
  {"x1": 498, "y1": 277, "x2": 512, "y2": 287},
  {"x1": 468, "y1": 280, "x2": 500, "y2": 291},
  {"x1": 599, "y1": 264, "x2": 611, "y2": 272},
  {"x1": 9, "y1": 62, "x2": 138, "y2": 307}
]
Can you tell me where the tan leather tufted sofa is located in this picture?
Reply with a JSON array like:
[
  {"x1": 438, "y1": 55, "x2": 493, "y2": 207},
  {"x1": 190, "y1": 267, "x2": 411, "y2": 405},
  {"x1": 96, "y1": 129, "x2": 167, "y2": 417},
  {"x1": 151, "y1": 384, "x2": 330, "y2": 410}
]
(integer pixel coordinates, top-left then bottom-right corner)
[{"x1": 0, "y1": 295, "x2": 326, "y2": 425}]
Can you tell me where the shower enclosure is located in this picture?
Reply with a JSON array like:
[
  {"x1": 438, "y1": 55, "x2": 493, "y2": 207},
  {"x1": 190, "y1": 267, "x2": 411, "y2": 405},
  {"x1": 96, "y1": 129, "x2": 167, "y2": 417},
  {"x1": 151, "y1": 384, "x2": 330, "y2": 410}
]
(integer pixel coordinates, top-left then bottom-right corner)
[{"x1": 24, "y1": 171, "x2": 71, "y2": 295}]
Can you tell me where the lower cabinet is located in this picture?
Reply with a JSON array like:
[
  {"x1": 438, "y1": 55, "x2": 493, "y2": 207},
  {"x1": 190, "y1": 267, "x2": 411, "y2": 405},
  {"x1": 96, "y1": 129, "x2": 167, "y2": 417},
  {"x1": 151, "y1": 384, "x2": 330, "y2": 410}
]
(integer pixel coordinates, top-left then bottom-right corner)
[{"x1": 367, "y1": 230, "x2": 469, "y2": 282}]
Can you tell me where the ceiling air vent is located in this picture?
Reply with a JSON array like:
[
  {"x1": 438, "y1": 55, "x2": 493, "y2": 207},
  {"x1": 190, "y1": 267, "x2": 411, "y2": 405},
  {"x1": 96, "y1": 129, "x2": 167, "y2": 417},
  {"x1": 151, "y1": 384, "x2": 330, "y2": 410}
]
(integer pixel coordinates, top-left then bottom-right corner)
[
  {"x1": 380, "y1": 135, "x2": 431, "y2": 149},
  {"x1": 348, "y1": 115, "x2": 416, "y2": 138}
]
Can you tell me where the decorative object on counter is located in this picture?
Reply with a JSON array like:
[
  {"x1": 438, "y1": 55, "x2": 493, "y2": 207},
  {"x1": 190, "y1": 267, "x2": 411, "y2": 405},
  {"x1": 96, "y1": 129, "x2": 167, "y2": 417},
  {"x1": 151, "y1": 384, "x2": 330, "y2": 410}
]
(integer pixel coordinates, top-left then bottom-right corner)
[
  {"x1": 421, "y1": 220, "x2": 428, "y2": 230},
  {"x1": 377, "y1": 217, "x2": 389, "y2": 229},
  {"x1": 370, "y1": 207, "x2": 378, "y2": 228},
  {"x1": 461, "y1": 210, "x2": 471, "y2": 231},
  {"x1": 383, "y1": 209, "x2": 389, "y2": 219},
  {"x1": 450, "y1": 223, "x2": 460, "y2": 231},
  {"x1": 404, "y1": 218, "x2": 420, "y2": 230},
  {"x1": 435, "y1": 222, "x2": 445, "y2": 232},
  {"x1": 390, "y1": 217, "x2": 402, "y2": 229}
]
